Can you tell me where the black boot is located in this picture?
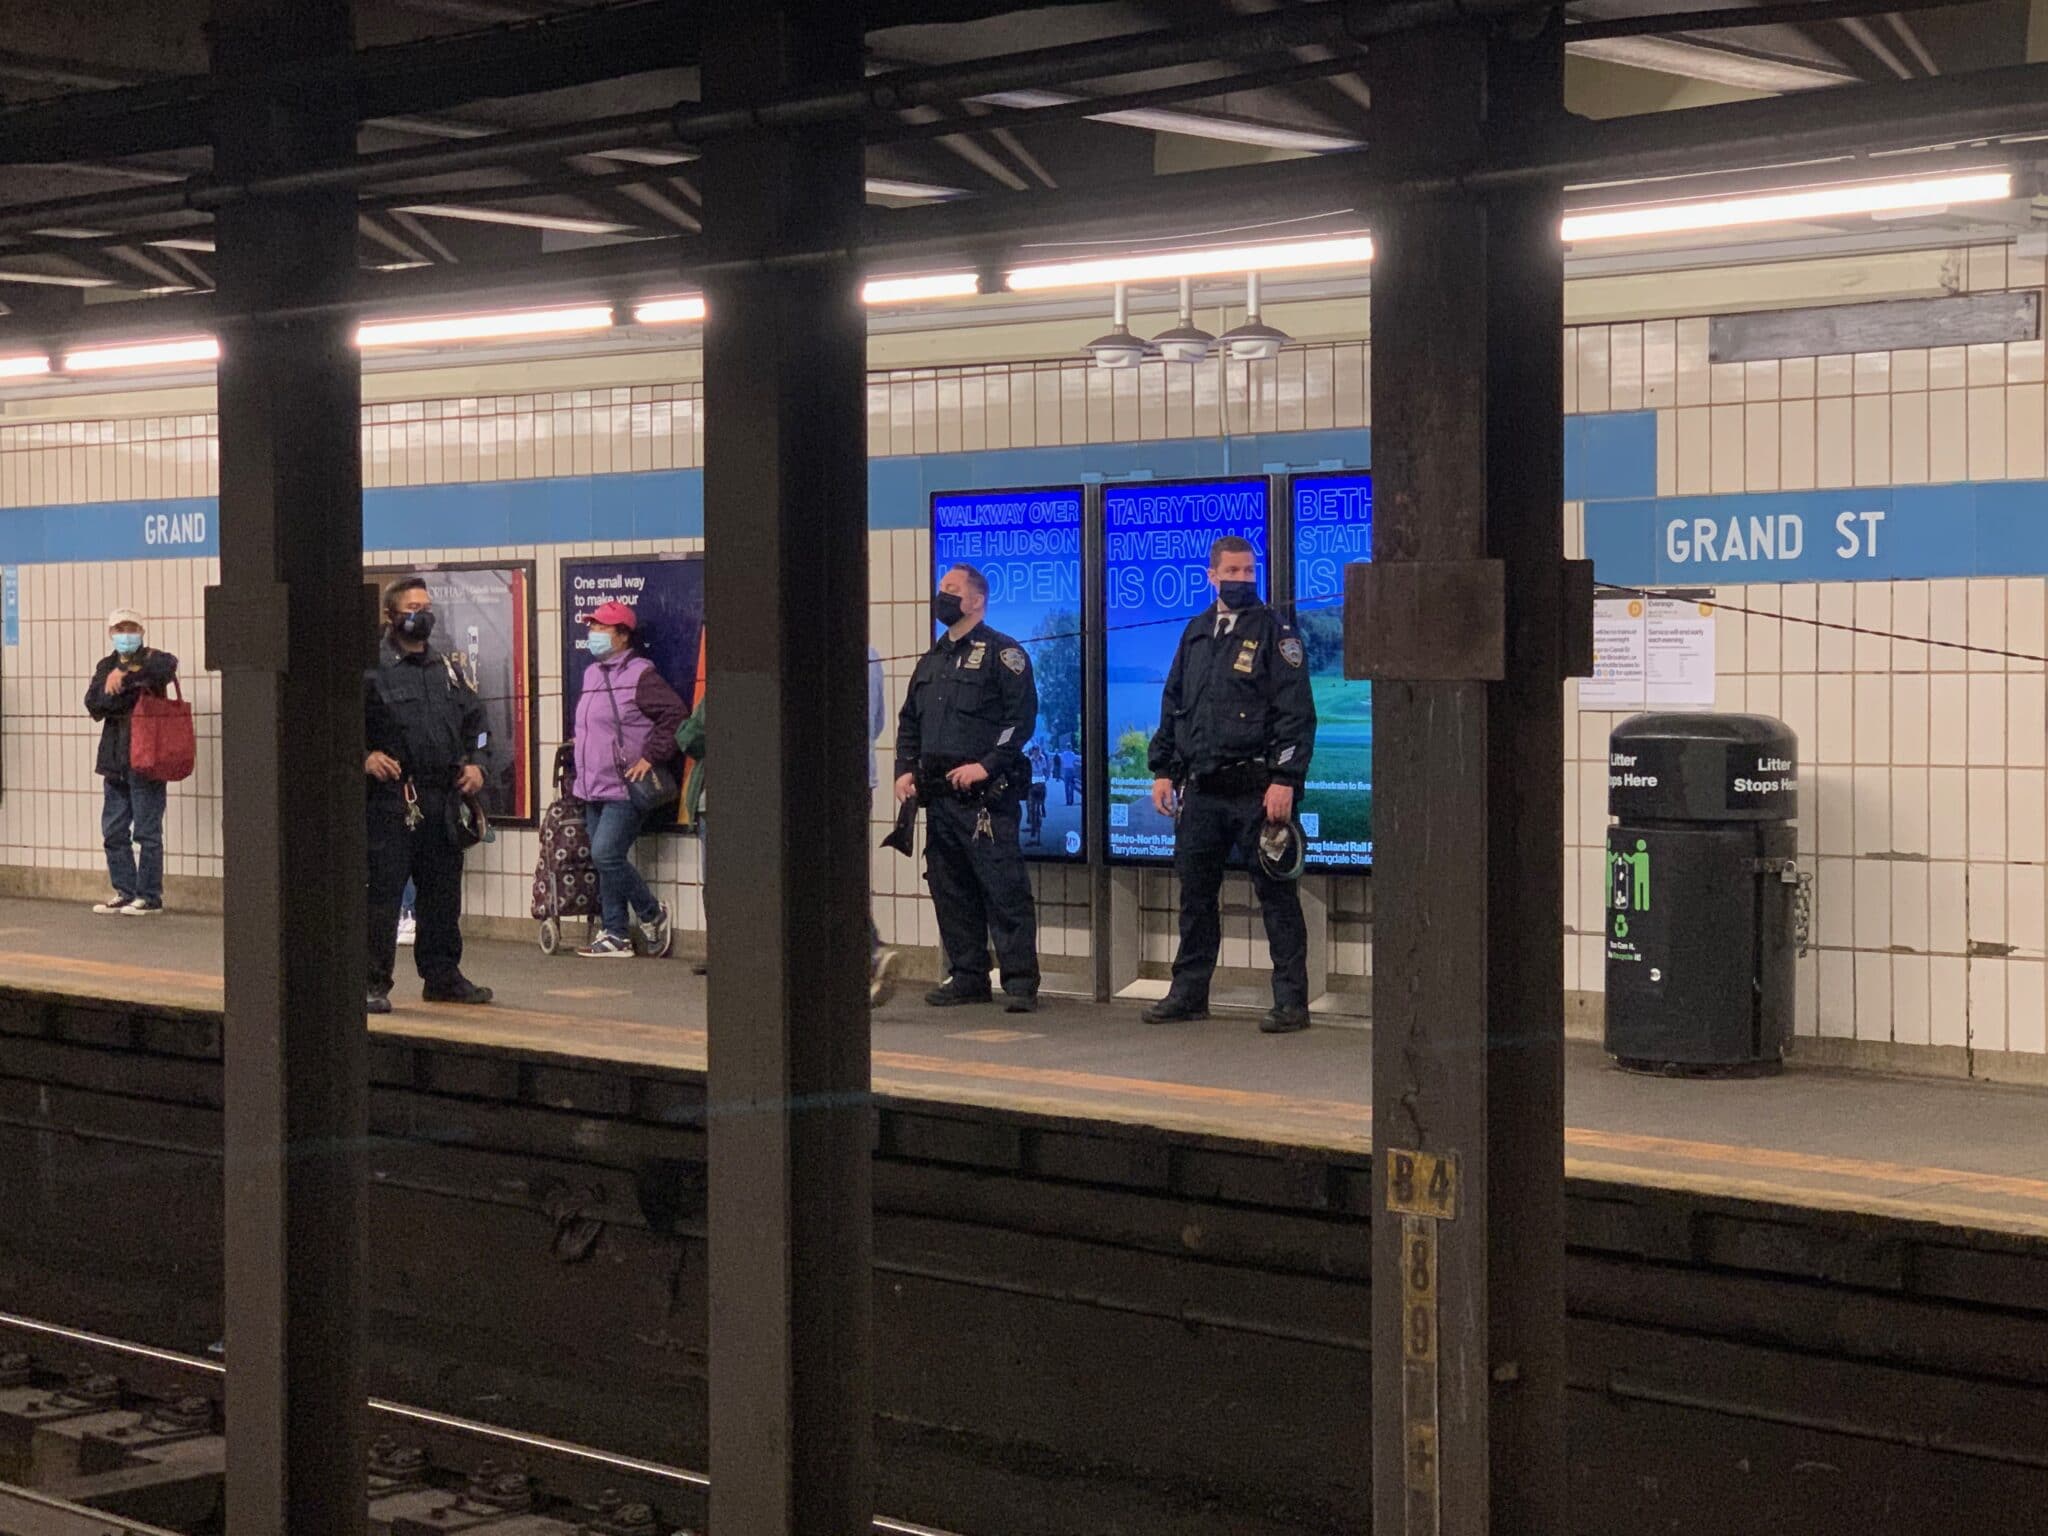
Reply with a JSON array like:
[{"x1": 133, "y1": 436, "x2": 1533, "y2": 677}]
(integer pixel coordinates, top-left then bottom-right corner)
[
  {"x1": 924, "y1": 978, "x2": 992, "y2": 1007},
  {"x1": 423, "y1": 975, "x2": 494, "y2": 1005},
  {"x1": 1260, "y1": 1003, "x2": 1310, "y2": 1034}
]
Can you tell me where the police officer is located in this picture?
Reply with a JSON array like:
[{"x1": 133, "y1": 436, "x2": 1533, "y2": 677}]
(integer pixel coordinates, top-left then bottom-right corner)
[
  {"x1": 1143, "y1": 536, "x2": 1317, "y2": 1033},
  {"x1": 894, "y1": 562, "x2": 1041, "y2": 1013},
  {"x1": 365, "y1": 576, "x2": 494, "y2": 1014}
]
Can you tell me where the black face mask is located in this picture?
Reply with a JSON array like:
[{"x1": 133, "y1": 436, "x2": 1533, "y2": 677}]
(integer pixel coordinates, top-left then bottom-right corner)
[
  {"x1": 932, "y1": 591, "x2": 966, "y2": 628},
  {"x1": 395, "y1": 609, "x2": 436, "y2": 643},
  {"x1": 1217, "y1": 580, "x2": 1259, "y2": 612}
]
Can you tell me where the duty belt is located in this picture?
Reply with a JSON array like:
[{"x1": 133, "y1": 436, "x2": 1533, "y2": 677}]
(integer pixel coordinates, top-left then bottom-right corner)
[
  {"x1": 1190, "y1": 760, "x2": 1270, "y2": 795},
  {"x1": 917, "y1": 762, "x2": 1017, "y2": 804}
]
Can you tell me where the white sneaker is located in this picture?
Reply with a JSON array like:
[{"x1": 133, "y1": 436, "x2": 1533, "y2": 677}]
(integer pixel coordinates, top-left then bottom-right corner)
[
  {"x1": 92, "y1": 894, "x2": 135, "y2": 915},
  {"x1": 869, "y1": 946, "x2": 903, "y2": 1007},
  {"x1": 122, "y1": 899, "x2": 164, "y2": 916},
  {"x1": 397, "y1": 913, "x2": 417, "y2": 947}
]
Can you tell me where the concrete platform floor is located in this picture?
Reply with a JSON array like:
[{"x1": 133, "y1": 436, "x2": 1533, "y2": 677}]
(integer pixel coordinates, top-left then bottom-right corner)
[{"x1": 4, "y1": 895, "x2": 2048, "y2": 1236}]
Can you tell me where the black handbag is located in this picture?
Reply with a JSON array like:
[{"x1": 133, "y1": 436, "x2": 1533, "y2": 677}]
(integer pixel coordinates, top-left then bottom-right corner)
[
  {"x1": 603, "y1": 668, "x2": 681, "y2": 816},
  {"x1": 446, "y1": 790, "x2": 490, "y2": 849}
]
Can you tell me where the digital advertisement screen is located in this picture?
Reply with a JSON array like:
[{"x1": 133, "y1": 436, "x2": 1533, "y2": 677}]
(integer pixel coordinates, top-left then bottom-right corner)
[
  {"x1": 931, "y1": 486, "x2": 1086, "y2": 860},
  {"x1": 1291, "y1": 472, "x2": 1374, "y2": 869},
  {"x1": 1102, "y1": 476, "x2": 1271, "y2": 862}
]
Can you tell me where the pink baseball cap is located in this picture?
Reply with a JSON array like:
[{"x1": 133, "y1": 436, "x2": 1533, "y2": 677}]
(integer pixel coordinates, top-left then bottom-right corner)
[{"x1": 585, "y1": 600, "x2": 638, "y2": 629}]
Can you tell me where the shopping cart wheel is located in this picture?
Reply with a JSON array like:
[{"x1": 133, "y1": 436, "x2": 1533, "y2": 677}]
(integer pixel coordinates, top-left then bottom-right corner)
[{"x1": 538, "y1": 918, "x2": 562, "y2": 955}]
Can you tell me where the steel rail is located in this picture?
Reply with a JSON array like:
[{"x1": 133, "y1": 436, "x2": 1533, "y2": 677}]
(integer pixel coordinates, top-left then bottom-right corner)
[{"x1": 0, "y1": 1310, "x2": 965, "y2": 1536}]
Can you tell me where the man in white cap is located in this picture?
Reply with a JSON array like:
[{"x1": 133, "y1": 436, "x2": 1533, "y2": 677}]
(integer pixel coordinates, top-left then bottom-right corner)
[{"x1": 84, "y1": 608, "x2": 179, "y2": 914}]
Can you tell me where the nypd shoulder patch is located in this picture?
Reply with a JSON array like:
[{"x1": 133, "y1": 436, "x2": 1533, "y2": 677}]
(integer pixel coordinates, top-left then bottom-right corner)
[
  {"x1": 1279, "y1": 637, "x2": 1304, "y2": 668},
  {"x1": 1000, "y1": 647, "x2": 1027, "y2": 675}
]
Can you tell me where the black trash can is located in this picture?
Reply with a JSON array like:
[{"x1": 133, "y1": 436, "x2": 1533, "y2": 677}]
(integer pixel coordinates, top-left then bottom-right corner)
[{"x1": 1604, "y1": 713, "x2": 1800, "y2": 1075}]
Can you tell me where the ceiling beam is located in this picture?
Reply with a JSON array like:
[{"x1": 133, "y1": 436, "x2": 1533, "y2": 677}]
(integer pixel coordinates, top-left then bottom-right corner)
[{"x1": 0, "y1": 0, "x2": 707, "y2": 164}]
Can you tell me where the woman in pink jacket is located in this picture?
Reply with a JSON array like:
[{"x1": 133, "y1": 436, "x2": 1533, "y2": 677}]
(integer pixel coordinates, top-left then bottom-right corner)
[{"x1": 570, "y1": 600, "x2": 687, "y2": 958}]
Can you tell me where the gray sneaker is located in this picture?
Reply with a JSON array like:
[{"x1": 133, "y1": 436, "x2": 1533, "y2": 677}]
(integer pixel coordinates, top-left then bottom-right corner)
[{"x1": 635, "y1": 901, "x2": 674, "y2": 959}]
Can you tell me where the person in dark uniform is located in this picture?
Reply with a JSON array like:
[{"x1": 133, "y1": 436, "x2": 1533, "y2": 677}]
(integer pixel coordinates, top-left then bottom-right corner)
[
  {"x1": 1143, "y1": 535, "x2": 1318, "y2": 1034},
  {"x1": 365, "y1": 576, "x2": 494, "y2": 1014},
  {"x1": 894, "y1": 562, "x2": 1041, "y2": 1013}
]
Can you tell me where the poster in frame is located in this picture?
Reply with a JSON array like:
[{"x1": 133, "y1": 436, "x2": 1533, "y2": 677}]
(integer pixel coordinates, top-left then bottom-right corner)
[{"x1": 365, "y1": 559, "x2": 540, "y2": 827}]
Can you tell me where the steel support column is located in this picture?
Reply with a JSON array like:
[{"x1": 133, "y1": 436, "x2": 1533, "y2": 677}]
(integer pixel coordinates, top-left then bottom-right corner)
[
  {"x1": 205, "y1": 4, "x2": 367, "y2": 1535},
  {"x1": 699, "y1": 3, "x2": 874, "y2": 1533},
  {"x1": 1364, "y1": 15, "x2": 1568, "y2": 1535}
]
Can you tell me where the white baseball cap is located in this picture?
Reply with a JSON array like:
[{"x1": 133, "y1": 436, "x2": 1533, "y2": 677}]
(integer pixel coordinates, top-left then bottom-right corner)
[{"x1": 106, "y1": 608, "x2": 145, "y2": 631}]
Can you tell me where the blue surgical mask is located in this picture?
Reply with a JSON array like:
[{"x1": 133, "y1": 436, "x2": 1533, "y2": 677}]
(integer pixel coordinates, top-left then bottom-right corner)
[
  {"x1": 111, "y1": 633, "x2": 142, "y2": 657},
  {"x1": 585, "y1": 630, "x2": 615, "y2": 658}
]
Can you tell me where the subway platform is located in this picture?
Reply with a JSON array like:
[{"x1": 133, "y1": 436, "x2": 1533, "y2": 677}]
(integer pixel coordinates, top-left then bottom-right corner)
[{"x1": 2, "y1": 894, "x2": 2046, "y2": 1238}]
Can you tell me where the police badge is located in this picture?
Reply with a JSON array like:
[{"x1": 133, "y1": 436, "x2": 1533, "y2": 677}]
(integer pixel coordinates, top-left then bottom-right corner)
[{"x1": 1279, "y1": 636, "x2": 1305, "y2": 668}]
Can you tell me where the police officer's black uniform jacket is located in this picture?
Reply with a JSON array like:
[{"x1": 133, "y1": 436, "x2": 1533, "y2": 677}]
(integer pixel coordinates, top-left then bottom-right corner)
[
  {"x1": 895, "y1": 618, "x2": 1042, "y2": 998},
  {"x1": 895, "y1": 620, "x2": 1038, "y2": 800},
  {"x1": 367, "y1": 638, "x2": 490, "y2": 796},
  {"x1": 1147, "y1": 601, "x2": 1316, "y2": 792},
  {"x1": 364, "y1": 635, "x2": 490, "y2": 993}
]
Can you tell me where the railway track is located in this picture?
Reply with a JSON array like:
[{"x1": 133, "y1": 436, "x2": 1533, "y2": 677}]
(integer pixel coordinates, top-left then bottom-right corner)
[
  {"x1": 6, "y1": 986, "x2": 2048, "y2": 1533},
  {"x1": 0, "y1": 1314, "x2": 957, "y2": 1536}
]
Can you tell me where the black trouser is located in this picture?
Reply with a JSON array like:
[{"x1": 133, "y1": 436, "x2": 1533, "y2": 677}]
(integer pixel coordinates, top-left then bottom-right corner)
[
  {"x1": 368, "y1": 786, "x2": 466, "y2": 992},
  {"x1": 1170, "y1": 787, "x2": 1308, "y2": 1008},
  {"x1": 925, "y1": 793, "x2": 1039, "y2": 997}
]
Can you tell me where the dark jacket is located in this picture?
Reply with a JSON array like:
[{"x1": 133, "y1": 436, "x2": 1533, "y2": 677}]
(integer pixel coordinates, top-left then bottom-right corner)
[
  {"x1": 366, "y1": 638, "x2": 490, "y2": 795},
  {"x1": 85, "y1": 648, "x2": 179, "y2": 780},
  {"x1": 895, "y1": 621, "x2": 1038, "y2": 790},
  {"x1": 1147, "y1": 603, "x2": 1316, "y2": 789}
]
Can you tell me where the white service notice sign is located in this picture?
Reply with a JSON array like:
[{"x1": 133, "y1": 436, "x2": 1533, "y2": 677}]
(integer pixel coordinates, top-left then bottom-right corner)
[{"x1": 1581, "y1": 595, "x2": 1716, "y2": 711}]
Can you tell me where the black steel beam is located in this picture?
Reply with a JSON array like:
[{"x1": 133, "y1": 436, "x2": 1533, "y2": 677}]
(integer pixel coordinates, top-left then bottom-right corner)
[
  {"x1": 1363, "y1": 13, "x2": 1568, "y2": 1535},
  {"x1": 0, "y1": 0, "x2": 1539, "y2": 233},
  {"x1": 1566, "y1": 0, "x2": 1977, "y2": 42},
  {"x1": 205, "y1": 3, "x2": 369, "y2": 1535},
  {"x1": 3, "y1": 49, "x2": 2047, "y2": 351},
  {"x1": 0, "y1": 0, "x2": 707, "y2": 167},
  {"x1": 699, "y1": 2, "x2": 874, "y2": 1532}
]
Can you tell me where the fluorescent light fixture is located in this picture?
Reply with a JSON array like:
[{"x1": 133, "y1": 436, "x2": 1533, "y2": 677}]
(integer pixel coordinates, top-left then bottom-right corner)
[
  {"x1": 0, "y1": 355, "x2": 51, "y2": 380},
  {"x1": 0, "y1": 271, "x2": 114, "y2": 288},
  {"x1": 974, "y1": 89, "x2": 1362, "y2": 153},
  {"x1": 1008, "y1": 234, "x2": 1373, "y2": 292},
  {"x1": 633, "y1": 295, "x2": 708, "y2": 325},
  {"x1": 397, "y1": 204, "x2": 632, "y2": 236},
  {"x1": 357, "y1": 303, "x2": 615, "y2": 349},
  {"x1": 862, "y1": 272, "x2": 980, "y2": 304},
  {"x1": 863, "y1": 178, "x2": 969, "y2": 201},
  {"x1": 149, "y1": 237, "x2": 217, "y2": 253},
  {"x1": 62, "y1": 337, "x2": 220, "y2": 372},
  {"x1": 1563, "y1": 170, "x2": 2013, "y2": 243}
]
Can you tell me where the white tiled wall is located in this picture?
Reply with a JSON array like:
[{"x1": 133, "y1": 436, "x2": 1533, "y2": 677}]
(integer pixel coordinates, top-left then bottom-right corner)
[
  {"x1": 0, "y1": 350, "x2": 1375, "y2": 969},
  {"x1": 5, "y1": 246, "x2": 2048, "y2": 1061},
  {"x1": 1558, "y1": 242, "x2": 2048, "y2": 1062}
]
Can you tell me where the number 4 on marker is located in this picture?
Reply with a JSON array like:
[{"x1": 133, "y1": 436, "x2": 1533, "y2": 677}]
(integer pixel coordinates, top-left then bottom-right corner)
[{"x1": 1386, "y1": 1148, "x2": 1460, "y2": 1220}]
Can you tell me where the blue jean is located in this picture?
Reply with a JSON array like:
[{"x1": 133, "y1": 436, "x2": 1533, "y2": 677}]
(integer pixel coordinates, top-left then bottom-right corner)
[
  {"x1": 585, "y1": 799, "x2": 658, "y2": 939},
  {"x1": 102, "y1": 775, "x2": 167, "y2": 904}
]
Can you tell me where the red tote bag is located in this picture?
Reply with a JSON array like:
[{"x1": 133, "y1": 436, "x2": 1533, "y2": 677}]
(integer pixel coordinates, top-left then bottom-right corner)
[{"x1": 129, "y1": 678, "x2": 196, "y2": 783}]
